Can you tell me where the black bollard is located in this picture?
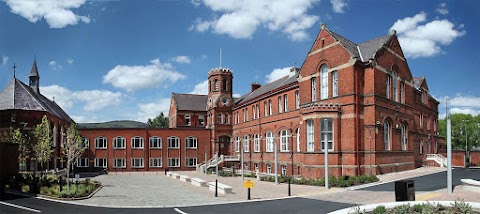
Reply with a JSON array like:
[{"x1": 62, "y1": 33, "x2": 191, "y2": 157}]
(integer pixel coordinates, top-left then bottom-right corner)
[
  {"x1": 248, "y1": 188, "x2": 251, "y2": 200},
  {"x1": 164, "y1": 168, "x2": 167, "y2": 175},
  {"x1": 288, "y1": 179, "x2": 291, "y2": 196},
  {"x1": 59, "y1": 176, "x2": 63, "y2": 192},
  {"x1": 215, "y1": 179, "x2": 218, "y2": 197}
]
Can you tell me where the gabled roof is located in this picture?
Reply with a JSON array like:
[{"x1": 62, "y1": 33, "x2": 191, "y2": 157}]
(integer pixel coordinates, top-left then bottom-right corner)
[
  {"x1": 358, "y1": 34, "x2": 392, "y2": 62},
  {"x1": 172, "y1": 93, "x2": 208, "y2": 112},
  {"x1": 326, "y1": 29, "x2": 360, "y2": 59},
  {"x1": 0, "y1": 78, "x2": 73, "y2": 123},
  {"x1": 235, "y1": 71, "x2": 300, "y2": 106},
  {"x1": 78, "y1": 120, "x2": 147, "y2": 129},
  {"x1": 412, "y1": 77, "x2": 425, "y2": 91}
]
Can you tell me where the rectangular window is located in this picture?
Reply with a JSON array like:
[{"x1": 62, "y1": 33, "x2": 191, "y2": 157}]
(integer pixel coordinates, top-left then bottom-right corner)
[
  {"x1": 419, "y1": 114, "x2": 423, "y2": 128},
  {"x1": 321, "y1": 70, "x2": 328, "y2": 99},
  {"x1": 95, "y1": 137, "x2": 107, "y2": 149},
  {"x1": 296, "y1": 129, "x2": 301, "y2": 152},
  {"x1": 186, "y1": 137, "x2": 197, "y2": 148},
  {"x1": 269, "y1": 100, "x2": 272, "y2": 115},
  {"x1": 246, "y1": 108, "x2": 249, "y2": 121},
  {"x1": 150, "y1": 158, "x2": 162, "y2": 167},
  {"x1": 243, "y1": 137, "x2": 249, "y2": 152},
  {"x1": 295, "y1": 91, "x2": 300, "y2": 109},
  {"x1": 264, "y1": 101, "x2": 268, "y2": 116},
  {"x1": 131, "y1": 158, "x2": 144, "y2": 168},
  {"x1": 185, "y1": 158, "x2": 197, "y2": 167},
  {"x1": 400, "y1": 82, "x2": 405, "y2": 104},
  {"x1": 427, "y1": 117, "x2": 430, "y2": 130},
  {"x1": 81, "y1": 137, "x2": 89, "y2": 148},
  {"x1": 94, "y1": 158, "x2": 107, "y2": 168},
  {"x1": 218, "y1": 113, "x2": 223, "y2": 124},
  {"x1": 280, "y1": 130, "x2": 289, "y2": 152},
  {"x1": 266, "y1": 133, "x2": 274, "y2": 152},
  {"x1": 252, "y1": 106, "x2": 256, "y2": 119},
  {"x1": 266, "y1": 164, "x2": 272, "y2": 174},
  {"x1": 185, "y1": 114, "x2": 191, "y2": 126},
  {"x1": 168, "y1": 158, "x2": 180, "y2": 167},
  {"x1": 386, "y1": 75, "x2": 391, "y2": 99},
  {"x1": 254, "y1": 135, "x2": 260, "y2": 152},
  {"x1": 332, "y1": 71, "x2": 338, "y2": 97},
  {"x1": 113, "y1": 158, "x2": 126, "y2": 168},
  {"x1": 76, "y1": 158, "x2": 89, "y2": 168},
  {"x1": 113, "y1": 137, "x2": 126, "y2": 149},
  {"x1": 307, "y1": 120, "x2": 315, "y2": 152},
  {"x1": 284, "y1": 95, "x2": 288, "y2": 112},
  {"x1": 311, "y1": 78, "x2": 317, "y2": 101},
  {"x1": 235, "y1": 137, "x2": 240, "y2": 152},
  {"x1": 321, "y1": 119, "x2": 334, "y2": 151},
  {"x1": 131, "y1": 137, "x2": 144, "y2": 149},
  {"x1": 225, "y1": 114, "x2": 230, "y2": 124},
  {"x1": 19, "y1": 162, "x2": 27, "y2": 172},
  {"x1": 281, "y1": 165, "x2": 287, "y2": 177},
  {"x1": 199, "y1": 115, "x2": 205, "y2": 126},
  {"x1": 168, "y1": 137, "x2": 180, "y2": 148},
  {"x1": 420, "y1": 140, "x2": 423, "y2": 154},
  {"x1": 256, "y1": 104, "x2": 260, "y2": 119},
  {"x1": 278, "y1": 96, "x2": 283, "y2": 113},
  {"x1": 149, "y1": 137, "x2": 162, "y2": 148}
]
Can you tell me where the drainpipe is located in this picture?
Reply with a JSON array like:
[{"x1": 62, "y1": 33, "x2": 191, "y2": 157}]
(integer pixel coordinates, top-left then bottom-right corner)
[{"x1": 355, "y1": 65, "x2": 361, "y2": 176}]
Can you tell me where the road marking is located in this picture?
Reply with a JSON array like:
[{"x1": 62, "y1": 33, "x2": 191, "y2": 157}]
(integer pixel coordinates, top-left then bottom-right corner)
[
  {"x1": 0, "y1": 201, "x2": 41, "y2": 213},
  {"x1": 174, "y1": 207, "x2": 188, "y2": 214}
]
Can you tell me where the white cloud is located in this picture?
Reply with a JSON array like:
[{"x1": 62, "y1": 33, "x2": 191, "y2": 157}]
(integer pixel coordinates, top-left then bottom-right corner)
[
  {"x1": 1, "y1": 56, "x2": 9, "y2": 66},
  {"x1": 190, "y1": 80, "x2": 209, "y2": 95},
  {"x1": 4, "y1": 0, "x2": 90, "y2": 28},
  {"x1": 71, "y1": 115, "x2": 99, "y2": 123},
  {"x1": 67, "y1": 59, "x2": 74, "y2": 64},
  {"x1": 200, "y1": 54, "x2": 208, "y2": 60},
  {"x1": 41, "y1": 85, "x2": 122, "y2": 112},
  {"x1": 390, "y1": 12, "x2": 465, "y2": 58},
  {"x1": 172, "y1": 56, "x2": 191, "y2": 64},
  {"x1": 136, "y1": 98, "x2": 171, "y2": 122},
  {"x1": 436, "y1": 3, "x2": 449, "y2": 15},
  {"x1": 331, "y1": 0, "x2": 347, "y2": 13},
  {"x1": 49, "y1": 61, "x2": 63, "y2": 71},
  {"x1": 191, "y1": 0, "x2": 320, "y2": 41},
  {"x1": 191, "y1": 0, "x2": 201, "y2": 7},
  {"x1": 438, "y1": 95, "x2": 480, "y2": 118},
  {"x1": 265, "y1": 67, "x2": 292, "y2": 83},
  {"x1": 103, "y1": 59, "x2": 186, "y2": 91}
]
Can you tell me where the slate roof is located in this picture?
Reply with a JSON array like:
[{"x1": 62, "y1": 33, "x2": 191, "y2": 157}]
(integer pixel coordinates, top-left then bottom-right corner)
[
  {"x1": 327, "y1": 29, "x2": 360, "y2": 59},
  {"x1": 412, "y1": 77, "x2": 424, "y2": 90},
  {"x1": 0, "y1": 78, "x2": 74, "y2": 123},
  {"x1": 235, "y1": 71, "x2": 300, "y2": 106},
  {"x1": 78, "y1": 120, "x2": 147, "y2": 129},
  {"x1": 29, "y1": 59, "x2": 39, "y2": 77},
  {"x1": 172, "y1": 93, "x2": 208, "y2": 111}
]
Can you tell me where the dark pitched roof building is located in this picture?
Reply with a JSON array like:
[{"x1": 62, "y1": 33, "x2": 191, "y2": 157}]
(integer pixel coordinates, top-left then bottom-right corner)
[{"x1": 171, "y1": 93, "x2": 208, "y2": 111}]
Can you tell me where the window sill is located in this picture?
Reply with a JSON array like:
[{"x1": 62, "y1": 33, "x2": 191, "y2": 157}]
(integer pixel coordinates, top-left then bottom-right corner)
[
  {"x1": 113, "y1": 148, "x2": 126, "y2": 150},
  {"x1": 95, "y1": 148, "x2": 107, "y2": 150},
  {"x1": 132, "y1": 166, "x2": 144, "y2": 168},
  {"x1": 168, "y1": 147, "x2": 180, "y2": 149},
  {"x1": 186, "y1": 147, "x2": 198, "y2": 149},
  {"x1": 150, "y1": 147, "x2": 162, "y2": 149},
  {"x1": 150, "y1": 166, "x2": 163, "y2": 168},
  {"x1": 113, "y1": 167, "x2": 126, "y2": 169},
  {"x1": 168, "y1": 166, "x2": 180, "y2": 168},
  {"x1": 132, "y1": 148, "x2": 144, "y2": 149}
]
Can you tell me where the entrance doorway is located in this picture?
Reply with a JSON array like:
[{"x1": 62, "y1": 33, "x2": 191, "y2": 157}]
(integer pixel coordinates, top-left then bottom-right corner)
[{"x1": 218, "y1": 136, "x2": 231, "y2": 156}]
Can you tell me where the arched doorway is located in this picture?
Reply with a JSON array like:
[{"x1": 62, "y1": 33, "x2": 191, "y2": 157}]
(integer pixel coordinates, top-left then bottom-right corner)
[{"x1": 218, "y1": 136, "x2": 231, "y2": 156}]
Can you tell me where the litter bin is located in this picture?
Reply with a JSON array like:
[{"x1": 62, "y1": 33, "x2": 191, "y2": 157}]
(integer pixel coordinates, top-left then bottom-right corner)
[{"x1": 395, "y1": 180, "x2": 415, "y2": 201}]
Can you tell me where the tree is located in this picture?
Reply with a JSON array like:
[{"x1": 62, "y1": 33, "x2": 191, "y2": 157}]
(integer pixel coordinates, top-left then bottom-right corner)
[
  {"x1": 11, "y1": 128, "x2": 30, "y2": 171},
  {"x1": 439, "y1": 113, "x2": 480, "y2": 150},
  {"x1": 33, "y1": 115, "x2": 53, "y2": 173},
  {"x1": 147, "y1": 112, "x2": 169, "y2": 128},
  {"x1": 62, "y1": 124, "x2": 85, "y2": 187}
]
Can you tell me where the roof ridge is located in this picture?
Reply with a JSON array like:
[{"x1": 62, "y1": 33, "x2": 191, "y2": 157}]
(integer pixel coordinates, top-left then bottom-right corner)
[{"x1": 173, "y1": 93, "x2": 208, "y2": 96}]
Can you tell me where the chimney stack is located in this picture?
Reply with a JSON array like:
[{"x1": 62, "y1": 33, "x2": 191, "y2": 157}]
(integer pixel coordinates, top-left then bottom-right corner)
[{"x1": 251, "y1": 82, "x2": 261, "y2": 92}]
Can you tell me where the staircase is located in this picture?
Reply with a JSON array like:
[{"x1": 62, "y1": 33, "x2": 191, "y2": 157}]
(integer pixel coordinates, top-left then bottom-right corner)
[
  {"x1": 197, "y1": 155, "x2": 240, "y2": 172},
  {"x1": 426, "y1": 154, "x2": 447, "y2": 167}
]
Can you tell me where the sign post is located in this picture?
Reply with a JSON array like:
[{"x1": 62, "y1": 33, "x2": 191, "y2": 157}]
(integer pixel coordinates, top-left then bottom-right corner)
[{"x1": 244, "y1": 180, "x2": 254, "y2": 200}]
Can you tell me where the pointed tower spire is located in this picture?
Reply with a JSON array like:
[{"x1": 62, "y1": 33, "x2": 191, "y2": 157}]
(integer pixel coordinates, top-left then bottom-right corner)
[{"x1": 29, "y1": 58, "x2": 40, "y2": 93}]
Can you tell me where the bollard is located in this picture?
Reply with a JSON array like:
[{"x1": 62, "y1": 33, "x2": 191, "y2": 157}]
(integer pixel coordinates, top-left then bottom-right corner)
[
  {"x1": 215, "y1": 179, "x2": 218, "y2": 197},
  {"x1": 59, "y1": 176, "x2": 63, "y2": 192},
  {"x1": 248, "y1": 188, "x2": 251, "y2": 200},
  {"x1": 288, "y1": 179, "x2": 291, "y2": 196},
  {"x1": 164, "y1": 168, "x2": 167, "y2": 175}
]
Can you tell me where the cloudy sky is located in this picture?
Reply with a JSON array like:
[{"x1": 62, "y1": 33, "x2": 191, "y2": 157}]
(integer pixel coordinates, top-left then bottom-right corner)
[{"x1": 0, "y1": 0, "x2": 477, "y2": 123}]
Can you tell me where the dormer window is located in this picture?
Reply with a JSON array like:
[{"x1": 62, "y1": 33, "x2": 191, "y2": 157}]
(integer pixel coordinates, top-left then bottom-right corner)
[{"x1": 185, "y1": 114, "x2": 191, "y2": 126}]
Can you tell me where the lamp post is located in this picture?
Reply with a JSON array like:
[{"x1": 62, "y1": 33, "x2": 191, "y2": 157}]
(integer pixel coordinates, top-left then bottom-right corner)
[
  {"x1": 462, "y1": 119, "x2": 469, "y2": 166},
  {"x1": 274, "y1": 135, "x2": 278, "y2": 184}
]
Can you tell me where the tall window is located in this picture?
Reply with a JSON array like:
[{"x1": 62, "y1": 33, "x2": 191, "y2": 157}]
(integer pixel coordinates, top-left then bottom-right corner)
[
  {"x1": 321, "y1": 65, "x2": 328, "y2": 99},
  {"x1": 254, "y1": 134, "x2": 260, "y2": 152},
  {"x1": 132, "y1": 158, "x2": 144, "y2": 168},
  {"x1": 419, "y1": 114, "x2": 423, "y2": 128},
  {"x1": 386, "y1": 75, "x2": 391, "y2": 99},
  {"x1": 400, "y1": 82, "x2": 405, "y2": 104},
  {"x1": 332, "y1": 71, "x2": 338, "y2": 97},
  {"x1": 266, "y1": 163, "x2": 272, "y2": 174},
  {"x1": 256, "y1": 104, "x2": 260, "y2": 118},
  {"x1": 307, "y1": 119, "x2": 314, "y2": 152},
  {"x1": 420, "y1": 139, "x2": 423, "y2": 154},
  {"x1": 222, "y1": 79, "x2": 227, "y2": 91},
  {"x1": 384, "y1": 121, "x2": 391, "y2": 150},
  {"x1": 268, "y1": 100, "x2": 272, "y2": 115},
  {"x1": 280, "y1": 130, "x2": 289, "y2": 152},
  {"x1": 168, "y1": 137, "x2": 180, "y2": 148},
  {"x1": 243, "y1": 135, "x2": 250, "y2": 152},
  {"x1": 113, "y1": 158, "x2": 126, "y2": 168},
  {"x1": 266, "y1": 132, "x2": 273, "y2": 152},
  {"x1": 246, "y1": 108, "x2": 249, "y2": 121},
  {"x1": 235, "y1": 137, "x2": 240, "y2": 152},
  {"x1": 264, "y1": 101, "x2": 268, "y2": 116},
  {"x1": 278, "y1": 96, "x2": 283, "y2": 113},
  {"x1": 131, "y1": 136, "x2": 144, "y2": 149},
  {"x1": 311, "y1": 77, "x2": 317, "y2": 101},
  {"x1": 284, "y1": 94, "x2": 288, "y2": 112},
  {"x1": 81, "y1": 137, "x2": 89, "y2": 148},
  {"x1": 427, "y1": 116, "x2": 430, "y2": 130},
  {"x1": 401, "y1": 125, "x2": 407, "y2": 151},
  {"x1": 225, "y1": 114, "x2": 230, "y2": 124},
  {"x1": 185, "y1": 114, "x2": 191, "y2": 126},
  {"x1": 198, "y1": 115, "x2": 205, "y2": 126},
  {"x1": 434, "y1": 140, "x2": 438, "y2": 153},
  {"x1": 218, "y1": 113, "x2": 223, "y2": 124},
  {"x1": 113, "y1": 136, "x2": 126, "y2": 149},
  {"x1": 168, "y1": 158, "x2": 180, "y2": 167},
  {"x1": 296, "y1": 128, "x2": 301, "y2": 152},
  {"x1": 252, "y1": 105, "x2": 256, "y2": 119},
  {"x1": 150, "y1": 136, "x2": 162, "y2": 148},
  {"x1": 214, "y1": 79, "x2": 218, "y2": 91},
  {"x1": 321, "y1": 118, "x2": 333, "y2": 151},
  {"x1": 392, "y1": 70, "x2": 398, "y2": 102},
  {"x1": 185, "y1": 137, "x2": 197, "y2": 148},
  {"x1": 95, "y1": 137, "x2": 107, "y2": 149},
  {"x1": 281, "y1": 165, "x2": 287, "y2": 177},
  {"x1": 150, "y1": 158, "x2": 162, "y2": 167},
  {"x1": 295, "y1": 91, "x2": 300, "y2": 109}
]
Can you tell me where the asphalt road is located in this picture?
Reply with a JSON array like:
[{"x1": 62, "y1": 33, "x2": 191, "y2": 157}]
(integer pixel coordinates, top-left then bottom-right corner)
[{"x1": 1, "y1": 168, "x2": 478, "y2": 214}]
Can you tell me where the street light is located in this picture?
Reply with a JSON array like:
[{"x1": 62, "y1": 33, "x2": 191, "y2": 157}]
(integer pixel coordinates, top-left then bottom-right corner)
[{"x1": 462, "y1": 119, "x2": 469, "y2": 166}]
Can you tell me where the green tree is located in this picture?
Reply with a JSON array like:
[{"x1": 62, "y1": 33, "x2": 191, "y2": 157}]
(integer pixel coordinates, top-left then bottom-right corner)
[
  {"x1": 11, "y1": 128, "x2": 30, "y2": 171},
  {"x1": 147, "y1": 112, "x2": 169, "y2": 128},
  {"x1": 33, "y1": 115, "x2": 53, "y2": 173},
  {"x1": 439, "y1": 113, "x2": 480, "y2": 150},
  {"x1": 62, "y1": 124, "x2": 86, "y2": 187}
]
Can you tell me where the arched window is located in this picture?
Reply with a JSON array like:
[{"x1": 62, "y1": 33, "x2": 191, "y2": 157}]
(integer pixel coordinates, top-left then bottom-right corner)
[
  {"x1": 307, "y1": 120, "x2": 314, "y2": 152},
  {"x1": 235, "y1": 136, "x2": 240, "y2": 152},
  {"x1": 214, "y1": 79, "x2": 218, "y2": 91},
  {"x1": 392, "y1": 70, "x2": 398, "y2": 102},
  {"x1": 264, "y1": 101, "x2": 268, "y2": 116},
  {"x1": 252, "y1": 105, "x2": 256, "y2": 119},
  {"x1": 243, "y1": 135, "x2": 250, "y2": 152},
  {"x1": 280, "y1": 130, "x2": 289, "y2": 152},
  {"x1": 218, "y1": 113, "x2": 223, "y2": 124},
  {"x1": 185, "y1": 136, "x2": 197, "y2": 148},
  {"x1": 296, "y1": 128, "x2": 300, "y2": 152},
  {"x1": 95, "y1": 136, "x2": 107, "y2": 149},
  {"x1": 284, "y1": 94, "x2": 288, "y2": 112},
  {"x1": 222, "y1": 79, "x2": 227, "y2": 91},
  {"x1": 295, "y1": 91, "x2": 300, "y2": 109},
  {"x1": 384, "y1": 121, "x2": 391, "y2": 150},
  {"x1": 168, "y1": 136, "x2": 180, "y2": 148},
  {"x1": 321, "y1": 65, "x2": 329, "y2": 99},
  {"x1": 386, "y1": 74, "x2": 391, "y2": 99},
  {"x1": 149, "y1": 136, "x2": 162, "y2": 148},
  {"x1": 332, "y1": 71, "x2": 338, "y2": 97},
  {"x1": 113, "y1": 136, "x2": 126, "y2": 149},
  {"x1": 401, "y1": 124, "x2": 407, "y2": 151},
  {"x1": 253, "y1": 134, "x2": 260, "y2": 152},
  {"x1": 131, "y1": 136, "x2": 144, "y2": 149},
  {"x1": 278, "y1": 96, "x2": 283, "y2": 113},
  {"x1": 311, "y1": 77, "x2": 317, "y2": 101},
  {"x1": 225, "y1": 113, "x2": 230, "y2": 124},
  {"x1": 268, "y1": 100, "x2": 272, "y2": 115},
  {"x1": 265, "y1": 132, "x2": 273, "y2": 152}
]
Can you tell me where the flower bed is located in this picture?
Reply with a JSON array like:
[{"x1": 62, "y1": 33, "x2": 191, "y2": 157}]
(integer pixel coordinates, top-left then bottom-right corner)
[
  {"x1": 260, "y1": 175, "x2": 379, "y2": 187},
  {"x1": 346, "y1": 200, "x2": 480, "y2": 214}
]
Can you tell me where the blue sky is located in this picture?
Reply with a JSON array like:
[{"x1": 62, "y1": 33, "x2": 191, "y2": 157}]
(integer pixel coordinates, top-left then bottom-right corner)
[{"x1": 0, "y1": 0, "x2": 478, "y2": 123}]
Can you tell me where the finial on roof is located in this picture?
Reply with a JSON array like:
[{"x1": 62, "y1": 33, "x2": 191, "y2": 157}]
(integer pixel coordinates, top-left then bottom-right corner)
[
  {"x1": 321, "y1": 23, "x2": 326, "y2": 29},
  {"x1": 390, "y1": 29, "x2": 396, "y2": 35},
  {"x1": 13, "y1": 63, "x2": 17, "y2": 78}
]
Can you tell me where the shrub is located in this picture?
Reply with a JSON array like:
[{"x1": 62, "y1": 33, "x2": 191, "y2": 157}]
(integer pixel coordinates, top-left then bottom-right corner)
[
  {"x1": 21, "y1": 184, "x2": 30, "y2": 193},
  {"x1": 372, "y1": 206, "x2": 386, "y2": 214}
]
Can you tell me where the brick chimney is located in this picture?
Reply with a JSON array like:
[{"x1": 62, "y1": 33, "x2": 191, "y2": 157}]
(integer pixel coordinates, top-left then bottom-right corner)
[{"x1": 251, "y1": 82, "x2": 261, "y2": 92}]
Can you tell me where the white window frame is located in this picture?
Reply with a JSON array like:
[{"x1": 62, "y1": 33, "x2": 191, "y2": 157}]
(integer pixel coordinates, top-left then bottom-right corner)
[
  {"x1": 400, "y1": 81, "x2": 405, "y2": 104},
  {"x1": 281, "y1": 165, "x2": 287, "y2": 177},
  {"x1": 265, "y1": 132, "x2": 273, "y2": 152},
  {"x1": 168, "y1": 158, "x2": 180, "y2": 167},
  {"x1": 113, "y1": 158, "x2": 126, "y2": 168},
  {"x1": 94, "y1": 158, "x2": 107, "y2": 168},
  {"x1": 150, "y1": 158, "x2": 162, "y2": 167},
  {"x1": 76, "y1": 158, "x2": 89, "y2": 168},
  {"x1": 401, "y1": 124, "x2": 407, "y2": 151},
  {"x1": 256, "y1": 104, "x2": 260, "y2": 119},
  {"x1": 95, "y1": 137, "x2": 107, "y2": 149},
  {"x1": 266, "y1": 164, "x2": 272, "y2": 174},
  {"x1": 386, "y1": 75, "x2": 391, "y2": 99},
  {"x1": 149, "y1": 136, "x2": 162, "y2": 148},
  {"x1": 296, "y1": 128, "x2": 300, "y2": 152},
  {"x1": 252, "y1": 105, "x2": 256, "y2": 119},
  {"x1": 235, "y1": 137, "x2": 240, "y2": 152},
  {"x1": 307, "y1": 119, "x2": 314, "y2": 152},
  {"x1": 321, "y1": 118, "x2": 334, "y2": 151},
  {"x1": 218, "y1": 113, "x2": 223, "y2": 124},
  {"x1": 131, "y1": 136, "x2": 144, "y2": 149},
  {"x1": 392, "y1": 70, "x2": 398, "y2": 102},
  {"x1": 185, "y1": 158, "x2": 197, "y2": 167},
  {"x1": 226, "y1": 114, "x2": 230, "y2": 124},
  {"x1": 384, "y1": 121, "x2": 391, "y2": 151},
  {"x1": 280, "y1": 130, "x2": 289, "y2": 152},
  {"x1": 185, "y1": 114, "x2": 191, "y2": 126},
  {"x1": 295, "y1": 90, "x2": 300, "y2": 109},
  {"x1": 419, "y1": 114, "x2": 423, "y2": 128},
  {"x1": 311, "y1": 77, "x2": 317, "y2": 101},
  {"x1": 284, "y1": 94, "x2": 288, "y2": 112},
  {"x1": 168, "y1": 137, "x2": 180, "y2": 148},
  {"x1": 278, "y1": 96, "x2": 283, "y2": 113},
  {"x1": 131, "y1": 158, "x2": 144, "y2": 168},
  {"x1": 269, "y1": 100, "x2": 272, "y2": 115},
  {"x1": 321, "y1": 65, "x2": 328, "y2": 99},
  {"x1": 113, "y1": 136, "x2": 126, "y2": 149},
  {"x1": 185, "y1": 137, "x2": 198, "y2": 149},
  {"x1": 264, "y1": 101, "x2": 268, "y2": 117},
  {"x1": 246, "y1": 108, "x2": 249, "y2": 121},
  {"x1": 253, "y1": 134, "x2": 260, "y2": 152},
  {"x1": 243, "y1": 135, "x2": 250, "y2": 152},
  {"x1": 332, "y1": 71, "x2": 338, "y2": 97}
]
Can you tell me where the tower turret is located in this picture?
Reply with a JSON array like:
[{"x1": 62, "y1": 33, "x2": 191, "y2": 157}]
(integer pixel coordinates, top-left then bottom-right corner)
[{"x1": 29, "y1": 59, "x2": 40, "y2": 93}]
